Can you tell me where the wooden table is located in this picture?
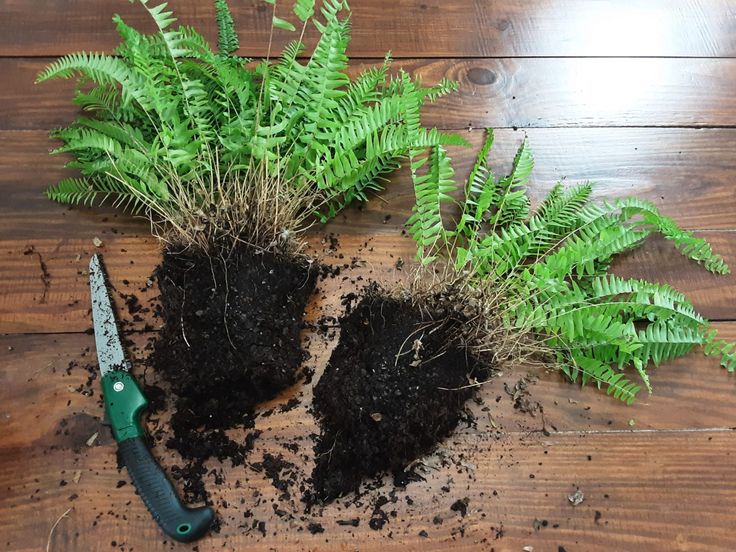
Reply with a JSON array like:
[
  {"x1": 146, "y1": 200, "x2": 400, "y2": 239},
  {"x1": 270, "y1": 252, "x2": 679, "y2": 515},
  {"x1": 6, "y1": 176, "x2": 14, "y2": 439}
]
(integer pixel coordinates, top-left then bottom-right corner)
[{"x1": 2, "y1": 1, "x2": 736, "y2": 550}]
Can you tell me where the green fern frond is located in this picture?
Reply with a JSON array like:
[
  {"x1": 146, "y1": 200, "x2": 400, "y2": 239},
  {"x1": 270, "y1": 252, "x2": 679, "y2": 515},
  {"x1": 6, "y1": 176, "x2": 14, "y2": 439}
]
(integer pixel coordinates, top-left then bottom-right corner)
[
  {"x1": 293, "y1": 0, "x2": 316, "y2": 22},
  {"x1": 455, "y1": 129, "x2": 495, "y2": 237},
  {"x1": 214, "y1": 0, "x2": 239, "y2": 54},
  {"x1": 489, "y1": 137, "x2": 532, "y2": 227},
  {"x1": 46, "y1": 177, "x2": 149, "y2": 214},
  {"x1": 421, "y1": 78, "x2": 459, "y2": 103},
  {"x1": 407, "y1": 145, "x2": 457, "y2": 263},
  {"x1": 564, "y1": 352, "x2": 641, "y2": 405},
  {"x1": 704, "y1": 329, "x2": 736, "y2": 372},
  {"x1": 649, "y1": 213, "x2": 730, "y2": 275},
  {"x1": 36, "y1": 51, "x2": 131, "y2": 85},
  {"x1": 139, "y1": 0, "x2": 177, "y2": 31}
]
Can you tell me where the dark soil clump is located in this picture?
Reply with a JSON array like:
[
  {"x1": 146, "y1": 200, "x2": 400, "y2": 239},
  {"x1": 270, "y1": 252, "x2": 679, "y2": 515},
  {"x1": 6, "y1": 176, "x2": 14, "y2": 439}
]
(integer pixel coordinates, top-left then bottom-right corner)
[
  {"x1": 311, "y1": 291, "x2": 486, "y2": 502},
  {"x1": 152, "y1": 244, "x2": 317, "y2": 489},
  {"x1": 252, "y1": 453, "x2": 299, "y2": 501}
]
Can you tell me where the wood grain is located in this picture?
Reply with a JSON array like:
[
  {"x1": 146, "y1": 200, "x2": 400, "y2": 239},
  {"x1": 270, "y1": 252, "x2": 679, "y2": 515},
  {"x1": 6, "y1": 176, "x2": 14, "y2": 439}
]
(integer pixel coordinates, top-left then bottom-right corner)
[
  {"x1": 1, "y1": 331, "x2": 735, "y2": 551},
  {"x1": 4, "y1": 431, "x2": 735, "y2": 551},
  {"x1": 11, "y1": 57, "x2": 736, "y2": 130},
  {"x1": 2, "y1": 326, "x2": 735, "y2": 446},
  {"x1": 3, "y1": 1, "x2": 736, "y2": 550},
  {"x1": 2, "y1": 229, "x2": 736, "y2": 334},
  {"x1": 1, "y1": 0, "x2": 735, "y2": 58},
  {"x1": 3, "y1": 128, "x2": 736, "y2": 243}
]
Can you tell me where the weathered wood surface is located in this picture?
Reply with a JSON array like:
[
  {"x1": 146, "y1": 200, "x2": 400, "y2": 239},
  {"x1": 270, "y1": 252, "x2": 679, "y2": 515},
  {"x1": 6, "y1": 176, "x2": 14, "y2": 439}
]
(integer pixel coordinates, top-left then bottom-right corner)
[
  {"x1": 1, "y1": 332, "x2": 736, "y2": 551},
  {"x1": 1, "y1": 0, "x2": 735, "y2": 57},
  {"x1": 4, "y1": 428, "x2": 734, "y2": 552},
  {"x1": 10, "y1": 57, "x2": 736, "y2": 129},
  {"x1": 2, "y1": 0, "x2": 736, "y2": 550},
  {"x1": 2, "y1": 231, "x2": 736, "y2": 335},
  {"x1": 4, "y1": 129, "x2": 736, "y2": 237}
]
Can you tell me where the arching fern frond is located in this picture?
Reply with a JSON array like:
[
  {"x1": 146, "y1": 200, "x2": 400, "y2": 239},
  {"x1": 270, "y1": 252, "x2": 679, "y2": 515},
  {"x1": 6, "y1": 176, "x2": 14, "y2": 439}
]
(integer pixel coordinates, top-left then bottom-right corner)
[
  {"x1": 46, "y1": 177, "x2": 150, "y2": 214},
  {"x1": 410, "y1": 134, "x2": 735, "y2": 404},
  {"x1": 488, "y1": 137, "x2": 532, "y2": 227},
  {"x1": 407, "y1": 145, "x2": 457, "y2": 264},
  {"x1": 704, "y1": 329, "x2": 736, "y2": 372},
  {"x1": 562, "y1": 352, "x2": 641, "y2": 405},
  {"x1": 649, "y1": 212, "x2": 730, "y2": 275},
  {"x1": 293, "y1": 0, "x2": 316, "y2": 22},
  {"x1": 214, "y1": 0, "x2": 239, "y2": 54}
]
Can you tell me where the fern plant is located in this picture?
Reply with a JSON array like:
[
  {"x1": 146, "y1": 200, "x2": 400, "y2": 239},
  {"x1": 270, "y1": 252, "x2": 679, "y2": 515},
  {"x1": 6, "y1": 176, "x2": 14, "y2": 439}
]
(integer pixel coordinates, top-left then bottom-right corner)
[
  {"x1": 407, "y1": 131, "x2": 735, "y2": 404},
  {"x1": 38, "y1": 0, "x2": 465, "y2": 248}
]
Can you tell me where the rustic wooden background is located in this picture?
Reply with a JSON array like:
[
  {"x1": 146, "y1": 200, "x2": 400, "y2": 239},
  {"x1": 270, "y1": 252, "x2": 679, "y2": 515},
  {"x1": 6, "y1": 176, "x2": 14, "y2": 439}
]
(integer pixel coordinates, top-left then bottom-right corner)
[{"x1": 1, "y1": 1, "x2": 736, "y2": 550}]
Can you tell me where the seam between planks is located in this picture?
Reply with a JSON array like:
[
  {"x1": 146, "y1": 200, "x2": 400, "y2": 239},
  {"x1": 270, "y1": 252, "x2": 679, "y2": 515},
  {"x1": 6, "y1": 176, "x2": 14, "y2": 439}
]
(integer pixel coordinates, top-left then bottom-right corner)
[{"x1": 4, "y1": 54, "x2": 736, "y2": 60}]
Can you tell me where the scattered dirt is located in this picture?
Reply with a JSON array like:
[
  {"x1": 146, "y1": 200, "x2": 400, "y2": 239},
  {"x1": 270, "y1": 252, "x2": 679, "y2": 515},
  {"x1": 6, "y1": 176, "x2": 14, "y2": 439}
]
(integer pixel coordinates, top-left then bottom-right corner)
[
  {"x1": 45, "y1": 234, "x2": 522, "y2": 540},
  {"x1": 451, "y1": 497, "x2": 470, "y2": 517},
  {"x1": 151, "y1": 244, "x2": 318, "y2": 497},
  {"x1": 23, "y1": 245, "x2": 50, "y2": 303},
  {"x1": 504, "y1": 376, "x2": 541, "y2": 416},
  {"x1": 252, "y1": 453, "x2": 300, "y2": 502},
  {"x1": 310, "y1": 290, "x2": 487, "y2": 502}
]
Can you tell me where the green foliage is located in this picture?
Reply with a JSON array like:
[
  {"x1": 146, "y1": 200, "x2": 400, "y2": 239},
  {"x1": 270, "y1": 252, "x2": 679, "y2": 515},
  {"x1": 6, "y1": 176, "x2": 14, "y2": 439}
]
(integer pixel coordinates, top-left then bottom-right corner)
[
  {"x1": 407, "y1": 145, "x2": 457, "y2": 263},
  {"x1": 38, "y1": 0, "x2": 462, "y2": 234},
  {"x1": 409, "y1": 130, "x2": 735, "y2": 403},
  {"x1": 293, "y1": 0, "x2": 316, "y2": 22},
  {"x1": 214, "y1": 0, "x2": 239, "y2": 54}
]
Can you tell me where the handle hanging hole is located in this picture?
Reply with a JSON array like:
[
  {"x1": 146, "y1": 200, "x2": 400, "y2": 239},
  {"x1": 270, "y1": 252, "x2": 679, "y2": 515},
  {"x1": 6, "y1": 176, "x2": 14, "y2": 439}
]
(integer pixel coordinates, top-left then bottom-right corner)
[{"x1": 177, "y1": 523, "x2": 192, "y2": 534}]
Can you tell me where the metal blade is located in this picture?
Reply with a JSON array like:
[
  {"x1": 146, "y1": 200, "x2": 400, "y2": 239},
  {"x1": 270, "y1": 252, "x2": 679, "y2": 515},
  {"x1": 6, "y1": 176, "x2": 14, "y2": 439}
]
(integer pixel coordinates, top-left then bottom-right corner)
[{"x1": 89, "y1": 254, "x2": 129, "y2": 375}]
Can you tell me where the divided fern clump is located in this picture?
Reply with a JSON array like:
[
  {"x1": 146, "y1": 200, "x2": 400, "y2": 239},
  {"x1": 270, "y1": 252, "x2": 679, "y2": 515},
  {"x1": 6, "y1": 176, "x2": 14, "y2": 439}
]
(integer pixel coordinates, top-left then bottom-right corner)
[
  {"x1": 38, "y1": 0, "x2": 463, "y2": 250},
  {"x1": 37, "y1": 0, "x2": 464, "y2": 498},
  {"x1": 406, "y1": 131, "x2": 736, "y2": 404},
  {"x1": 310, "y1": 131, "x2": 735, "y2": 501}
]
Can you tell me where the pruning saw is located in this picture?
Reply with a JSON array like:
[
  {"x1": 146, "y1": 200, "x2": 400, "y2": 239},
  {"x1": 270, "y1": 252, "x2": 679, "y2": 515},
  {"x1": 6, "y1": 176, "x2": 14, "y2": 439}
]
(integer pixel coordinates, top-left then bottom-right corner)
[{"x1": 89, "y1": 254, "x2": 214, "y2": 542}]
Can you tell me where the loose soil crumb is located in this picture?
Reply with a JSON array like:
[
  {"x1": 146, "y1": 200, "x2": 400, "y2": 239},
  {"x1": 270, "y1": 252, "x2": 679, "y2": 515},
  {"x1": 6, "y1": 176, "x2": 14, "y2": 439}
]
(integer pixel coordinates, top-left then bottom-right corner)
[
  {"x1": 451, "y1": 498, "x2": 470, "y2": 517},
  {"x1": 310, "y1": 291, "x2": 486, "y2": 502},
  {"x1": 252, "y1": 453, "x2": 300, "y2": 502},
  {"x1": 152, "y1": 244, "x2": 317, "y2": 497},
  {"x1": 307, "y1": 522, "x2": 324, "y2": 534}
]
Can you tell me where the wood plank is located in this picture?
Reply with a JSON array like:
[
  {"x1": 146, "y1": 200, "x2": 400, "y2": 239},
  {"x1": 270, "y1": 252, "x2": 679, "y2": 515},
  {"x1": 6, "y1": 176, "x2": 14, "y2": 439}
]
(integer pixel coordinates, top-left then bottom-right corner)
[
  {"x1": 1, "y1": 331, "x2": 735, "y2": 550},
  {"x1": 3, "y1": 129, "x2": 736, "y2": 241},
  {"x1": 1, "y1": 0, "x2": 735, "y2": 58},
  {"x1": 4, "y1": 1, "x2": 736, "y2": 550},
  {"x1": 1, "y1": 402, "x2": 734, "y2": 549},
  {"x1": 2, "y1": 322, "x2": 735, "y2": 450},
  {"x1": 2, "y1": 227, "x2": 736, "y2": 332},
  {"x1": 11, "y1": 57, "x2": 736, "y2": 130}
]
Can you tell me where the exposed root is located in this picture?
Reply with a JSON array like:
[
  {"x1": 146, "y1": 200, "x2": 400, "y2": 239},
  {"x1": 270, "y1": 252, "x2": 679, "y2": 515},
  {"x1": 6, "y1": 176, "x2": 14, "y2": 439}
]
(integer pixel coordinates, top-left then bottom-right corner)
[
  {"x1": 219, "y1": 250, "x2": 236, "y2": 350},
  {"x1": 46, "y1": 507, "x2": 72, "y2": 552},
  {"x1": 372, "y1": 261, "x2": 552, "y2": 378},
  {"x1": 136, "y1": 160, "x2": 324, "y2": 256},
  {"x1": 180, "y1": 286, "x2": 191, "y2": 349}
]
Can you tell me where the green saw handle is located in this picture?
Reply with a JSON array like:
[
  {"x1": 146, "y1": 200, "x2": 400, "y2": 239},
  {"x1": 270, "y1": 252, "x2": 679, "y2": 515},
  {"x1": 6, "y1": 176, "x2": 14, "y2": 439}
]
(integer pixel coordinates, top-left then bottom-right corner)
[
  {"x1": 118, "y1": 437, "x2": 215, "y2": 542},
  {"x1": 102, "y1": 370, "x2": 214, "y2": 542}
]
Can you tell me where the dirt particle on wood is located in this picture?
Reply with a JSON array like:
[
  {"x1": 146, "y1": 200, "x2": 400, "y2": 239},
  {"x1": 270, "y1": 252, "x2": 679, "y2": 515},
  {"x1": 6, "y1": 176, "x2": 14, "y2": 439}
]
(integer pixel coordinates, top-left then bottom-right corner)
[
  {"x1": 450, "y1": 498, "x2": 469, "y2": 517},
  {"x1": 568, "y1": 489, "x2": 584, "y2": 506},
  {"x1": 252, "y1": 453, "x2": 300, "y2": 502},
  {"x1": 23, "y1": 246, "x2": 51, "y2": 303},
  {"x1": 307, "y1": 522, "x2": 324, "y2": 534}
]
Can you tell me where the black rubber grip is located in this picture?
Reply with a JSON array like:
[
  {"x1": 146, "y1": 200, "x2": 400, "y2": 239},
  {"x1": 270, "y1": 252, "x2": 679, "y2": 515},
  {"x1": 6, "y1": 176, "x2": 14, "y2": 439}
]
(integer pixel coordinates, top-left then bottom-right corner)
[{"x1": 118, "y1": 437, "x2": 214, "y2": 542}]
